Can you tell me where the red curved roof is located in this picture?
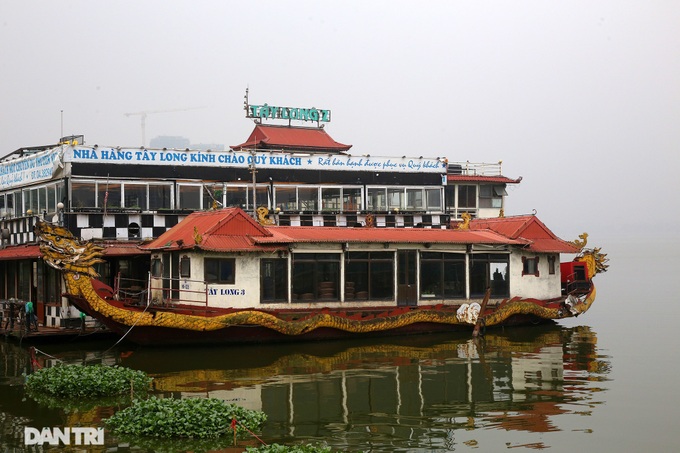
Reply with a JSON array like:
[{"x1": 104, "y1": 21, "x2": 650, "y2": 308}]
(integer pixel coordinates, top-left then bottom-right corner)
[
  {"x1": 231, "y1": 124, "x2": 351, "y2": 152},
  {"x1": 470, "y1": 215, "x2": 579, "y2": 253}
]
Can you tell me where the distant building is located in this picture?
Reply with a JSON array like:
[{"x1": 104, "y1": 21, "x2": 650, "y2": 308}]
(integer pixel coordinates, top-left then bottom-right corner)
[
  {"x1": 149, "y1": 136, "x2": 190, "y2": 149},
  {"x1": 191, "y1": 143, "x2": 225, "y2": 152}
]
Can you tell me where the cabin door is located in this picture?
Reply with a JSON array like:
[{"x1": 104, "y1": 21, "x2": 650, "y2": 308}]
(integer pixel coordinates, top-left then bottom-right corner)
[{"x1": 397, "y1": 250, "x2": 417, "y2": 307}]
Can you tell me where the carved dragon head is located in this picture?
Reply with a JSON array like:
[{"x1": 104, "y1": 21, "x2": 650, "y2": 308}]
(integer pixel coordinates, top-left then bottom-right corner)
[
  {"x1": 575, "y1": 247, "x2": 609, "y2": 279},
  {"x1": 35, "y1": 220, "x2": 105, "y2": 278}
]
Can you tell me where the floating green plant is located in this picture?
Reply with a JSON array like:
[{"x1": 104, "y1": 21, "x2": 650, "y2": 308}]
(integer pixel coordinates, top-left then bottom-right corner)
[
  {"x1": 105, "y1": 396, "x2": 266, "y2": 440},
  {"x1": 25, "y1": 364, "x2": 151, "y2": 399}
]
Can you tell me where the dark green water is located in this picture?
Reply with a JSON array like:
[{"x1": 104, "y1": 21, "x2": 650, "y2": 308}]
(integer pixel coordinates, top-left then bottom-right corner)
[
  {"x1": 1, "y1": 324, "x2": 608, "y2": 452},
  {"x1": 1, "y1": 238, "x2": 677, "y2": 452}
]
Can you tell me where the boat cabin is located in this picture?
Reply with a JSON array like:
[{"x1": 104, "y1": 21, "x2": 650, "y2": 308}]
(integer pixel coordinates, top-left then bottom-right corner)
[
  {"x1": 560, "y1": 261, "x2": 591, "y2": 295},
  {"x1": 141, "y1": 208, "x2": 580, "y2": 310}
]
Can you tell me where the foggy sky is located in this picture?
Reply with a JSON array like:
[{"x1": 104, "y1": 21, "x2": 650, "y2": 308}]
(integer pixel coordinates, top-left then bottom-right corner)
[{"x1": 1, "y1": 1, "x2": 678, "y2": 243}]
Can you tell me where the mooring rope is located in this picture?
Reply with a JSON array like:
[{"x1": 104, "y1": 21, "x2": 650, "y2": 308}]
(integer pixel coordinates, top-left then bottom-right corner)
[{"x1": 103, "y1": 301, "x2": 152, "y2": 353}]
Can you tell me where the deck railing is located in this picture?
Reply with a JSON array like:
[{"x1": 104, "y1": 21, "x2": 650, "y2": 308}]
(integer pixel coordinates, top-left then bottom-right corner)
[
  {"x1": 115, "y1": 274, "x2": 210, "y2": 307},
  {"x1": 448, "y1": 161, "x2": 503, "y2": 177}
]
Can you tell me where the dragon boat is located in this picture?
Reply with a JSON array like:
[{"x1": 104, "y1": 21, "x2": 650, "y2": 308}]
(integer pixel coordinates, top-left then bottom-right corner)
[{"x1": 36, "y1": 208, "x2": 607, "y2": 346}]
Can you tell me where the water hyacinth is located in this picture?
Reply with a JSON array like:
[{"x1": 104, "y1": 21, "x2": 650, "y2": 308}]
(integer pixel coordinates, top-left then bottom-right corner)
[
  {"x1": 105, "y1": 397, "x2": 267, "y2": 439},
  {"x1": 25, "y1": 364, "x2": 151, "y2": 398}
]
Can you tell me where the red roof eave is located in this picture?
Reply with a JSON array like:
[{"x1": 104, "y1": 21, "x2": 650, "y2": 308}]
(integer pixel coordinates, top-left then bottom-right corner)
[
  {"x1": 447, "y1": 175, "x2": 522, "y2": 184},
  {"x1": 0, "y1": 244, "x2": 41, "y2": 260}
]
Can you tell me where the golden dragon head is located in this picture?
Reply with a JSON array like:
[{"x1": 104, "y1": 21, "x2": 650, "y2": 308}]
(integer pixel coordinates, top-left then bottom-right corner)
[
  {"x1": 35, "y1": 220, "x2": 105, "y2": 278},
  {"x1": 575, "y1": 247, "x2": 609, "y2": 279}
]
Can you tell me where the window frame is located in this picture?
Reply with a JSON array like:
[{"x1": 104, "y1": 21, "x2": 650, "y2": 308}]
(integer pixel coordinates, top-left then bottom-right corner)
[
  {"x1": 292, "y1": 252, "x2": 341, "y2": 301},
  {"x1": 179, "y1": 255, "x2": 191, "y2": 278},
  {"x1": 260, "y1": 258, "x2": 288, "y2": 303},
  {"x1": 419, "y1": 252, "x2": 466, "y2": 299},
  {"x1": 204, "y1": 258, "x2": 236, "y2": 284},
  {"x1": 345, "y1": 251, "x2": 394, "y2": 300},
  {"x1": 522, "y1": 256, "x2": 540, "y2": 277}
]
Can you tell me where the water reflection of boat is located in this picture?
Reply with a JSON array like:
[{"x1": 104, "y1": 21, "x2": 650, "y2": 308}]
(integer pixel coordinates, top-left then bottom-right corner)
[
  {"x1": 0, "y1": 325, "x2": 609, "y2": 450},
  {"x1": 115, "y1": 324, "x2": 608, "y2": 444}
]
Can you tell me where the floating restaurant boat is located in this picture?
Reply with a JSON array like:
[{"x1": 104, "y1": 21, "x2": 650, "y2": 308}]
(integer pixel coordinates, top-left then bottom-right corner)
[
  {"x1": 35, "y1": 206, "x2": 607, "y2": 346},
  {"x1": 2, "y1": 94, "x2": 607, "y2": 339}
]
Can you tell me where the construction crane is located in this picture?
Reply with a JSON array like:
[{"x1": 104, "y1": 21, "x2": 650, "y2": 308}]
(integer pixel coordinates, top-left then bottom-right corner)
[{"x1": 124, "y1": 106, "x2": 205, "y2": 146}]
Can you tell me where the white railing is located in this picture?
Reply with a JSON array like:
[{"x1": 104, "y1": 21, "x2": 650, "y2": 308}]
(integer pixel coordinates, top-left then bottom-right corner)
[{"x1": 448, "y1": 161, "x2": 503, "y2": 177}]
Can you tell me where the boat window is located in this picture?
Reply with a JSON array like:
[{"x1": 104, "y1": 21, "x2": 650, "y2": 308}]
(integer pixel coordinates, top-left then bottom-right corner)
[
  {"x1": 226, "y1": 186, "x2": 248, "y2": 209},
  {"x1": 458, "y1": 185, "x2": 477, "y2": 208},
  {"x1": 25, "y1": 188, "x2": 39, "y2": 215},
  {"x1": 255, "y1": 186, "x2": 269, "y2": 209},
  {"x1": 322, "y1": 188, "x2": 341, "y2": 211},
  {"x1": 292, "y1": 253, "x2": 340, "y2": 301},
  {"x1": 55, "y1": 183, "x2": 64, "y2": 211},
  {"x1": 178, "y1": 185, "x2": 201, "y2": 210},
  {"x1": 71, "y1": 182, "x2": 96, "y2": 209},
  {"x1": 387, "y1": 188, "x2": 404, "y2": 210},
  {"x1": 180, "y1": 256, "x2": 191, "y2": 278},
  {"x1": 343, "y1": 187, "x2": 362, "y2": 212},
  {"x1": 275, "y1": 186, "x2": 297, "y2": 212},
  {"x1": 149, "y1": 183, "x2": 172, "y2": 210},
  {"x1": 345, "y1": 252, "x2": 394, "y2": 300},
  {"x1": 151, "y1": 258, "x2": 162, "y2": 278},
  {"x1": 406, "y1": 188, "x2": 423, "y2": 211},
  {"x1": 261, "y1": 258, "x2": 288, "y2": 303},
  {"x1": 420, "y1": 252, "x2": 465, "y2": 299},
  {"x1": 11, "y1": 192, "x2": 19, "y2": 218},
  {"x1": 298, "y1": 187, "x2": 318, "y2": 212},
  {"x1": 38, "y1": 187, "x2": 47, "y2": 214},
  {"x1": 98, "y1": 183, "x2": 121, "y2": 209},
  {"x1": 18, "y1": 261, "x2": 30, "y2": 301},
  {"x1": 47, "y1": 185, "x2": 56, "y2": 214},
  {"x1": 203, "y1": 184, "x2": 224, "y2": 210},
  {"x1": 2, "y1": 193, "x2": 13, "y2": 218},
  {"x1": 522, "y1": 256, "x2": 540, "y2": 277},
  {"x1": 124, "y1": 183, "x2": 147, "y2": 211},
  {"x1": 204, "y1": 258, "x2": 235, "y2": 284},
  {"x1": 367, "y1": 188, "x2": 387, "y2": 211},
  {"x1": 479, "y1": 185, "x2": 502, "y2": 208},
  {"x1": 425, "y1": 188, "x2": 442, "y2": 211},
  {"x1": 469, "y1": 253, "x2": 509, "y2": 298}
]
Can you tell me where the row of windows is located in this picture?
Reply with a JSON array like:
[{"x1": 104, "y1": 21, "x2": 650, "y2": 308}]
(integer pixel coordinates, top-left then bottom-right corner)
[
  {"x1": 0, "y1": 179, "x2": 507, "y2": 218},
  {"x1": 0, "y1": 182, "x2": 64, "y2": 218},
  {"x1": 71, "y1": 181, "x2": 171, "y2": 211},
  {"x1": 165, "y1": 252, "x2": 522, "y2": 303},
  {"x1": 64, "y1": 180, "x2": 505, "y2": 214}
]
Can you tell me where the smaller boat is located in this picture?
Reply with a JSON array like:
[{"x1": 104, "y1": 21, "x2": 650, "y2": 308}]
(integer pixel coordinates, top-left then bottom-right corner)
[{"x1": 36, "y1": 208, "x2": 607, "y2": 346}]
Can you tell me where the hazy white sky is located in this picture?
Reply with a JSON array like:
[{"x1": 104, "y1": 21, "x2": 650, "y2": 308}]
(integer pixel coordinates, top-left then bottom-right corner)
[{"x1": 1, "y1": 1, "x2": 678, "y2": 242}]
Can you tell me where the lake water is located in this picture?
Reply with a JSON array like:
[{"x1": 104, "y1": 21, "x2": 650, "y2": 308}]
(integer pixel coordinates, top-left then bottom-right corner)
[{"x1": 1, "y1": 237, "x2": 678, "y2": 452}]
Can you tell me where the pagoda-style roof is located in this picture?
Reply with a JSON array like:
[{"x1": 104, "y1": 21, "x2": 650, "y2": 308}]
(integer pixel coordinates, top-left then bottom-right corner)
[
  {"x1": 470, "y1": 215, "x2": 580, "y2": 253},
  {"x1": 141, "y1": 208, "x2": 580, "y2": 255},
  {"x1": 231, "y1": 124, "x2": 351, "y2": 153}
]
